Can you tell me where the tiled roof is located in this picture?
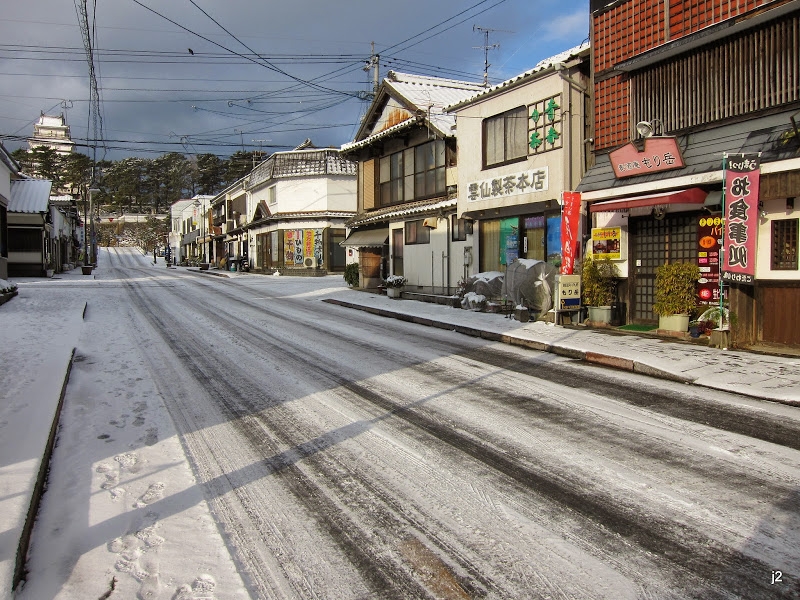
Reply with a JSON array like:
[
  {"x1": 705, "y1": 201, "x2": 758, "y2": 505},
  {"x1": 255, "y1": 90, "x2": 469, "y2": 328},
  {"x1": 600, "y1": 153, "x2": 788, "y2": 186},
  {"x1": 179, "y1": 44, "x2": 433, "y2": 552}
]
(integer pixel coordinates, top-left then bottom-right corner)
[
  {"x1": 250, "y1": 148, "x2": 356, "y2": 188},
  {"x1": 577, "y1": 111, "x2": 800, "y2": 194},
  {"x1": 446, "y1": 42, "x2": 590, "y2": 111},
  {"x1": 8, "y1": 179, "x2": 52, "y2": 213},
  {"x1": 343, "y1": 72, "x2": 484, "y2": 151},
  {"x1": 347, "y1": 196, "x2": 457, "y2": 227}
]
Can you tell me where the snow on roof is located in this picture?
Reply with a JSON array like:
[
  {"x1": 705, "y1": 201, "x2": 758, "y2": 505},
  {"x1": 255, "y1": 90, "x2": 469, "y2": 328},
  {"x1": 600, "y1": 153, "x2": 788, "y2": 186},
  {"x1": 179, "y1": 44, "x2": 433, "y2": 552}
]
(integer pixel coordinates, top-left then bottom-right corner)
[
  {"x1": 342, "y1": 71, "x2": 484, "y2": 152},
  {"x1": 250, "y1": 147, "x2": 356, "y2": 188},
  {"x1": 347, "y1": 196, "x2": 457, "y2": 227},
  {"x1": 8, "y1": 179, "x2": 53, "y2": 213},
  {"x1": 445, "y1": 42, "x2": 590, "y2": 111}
]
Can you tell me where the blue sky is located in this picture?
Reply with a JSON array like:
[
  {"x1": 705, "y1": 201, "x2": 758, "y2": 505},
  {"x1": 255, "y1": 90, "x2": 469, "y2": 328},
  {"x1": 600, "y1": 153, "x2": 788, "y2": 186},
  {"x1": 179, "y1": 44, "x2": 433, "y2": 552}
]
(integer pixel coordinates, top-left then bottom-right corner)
[{"x1": 0, "y1": 0, "x2": 589, "y2": 161}]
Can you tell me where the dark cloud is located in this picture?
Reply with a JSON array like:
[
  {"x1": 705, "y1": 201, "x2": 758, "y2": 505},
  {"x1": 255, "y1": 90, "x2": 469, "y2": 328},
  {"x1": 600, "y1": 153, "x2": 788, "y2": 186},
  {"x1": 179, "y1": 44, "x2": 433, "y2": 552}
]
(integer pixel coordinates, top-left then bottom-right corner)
[{"x1": 0, "y1": 0, "x2": 588, "y2": 161}]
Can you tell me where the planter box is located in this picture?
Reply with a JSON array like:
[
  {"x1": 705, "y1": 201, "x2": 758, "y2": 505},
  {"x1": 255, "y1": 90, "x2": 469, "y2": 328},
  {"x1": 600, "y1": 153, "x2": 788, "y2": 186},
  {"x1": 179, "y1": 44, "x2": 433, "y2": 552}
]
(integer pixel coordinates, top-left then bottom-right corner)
[
  {"x1": 200, "y1": 263, "x2": 210, "y2": 270},
  {"x1": 386, "y1": 287, "x2": 403, "y2": 298},
  {"x1": 587, "y1": 306, "x2": 612, "y2": 324},
  {"x1": 658, "y1": 313, "x2": 690, "y2": 332},
  {"x1": 81, "y1": 266, "x2": 93, "y2": 275},
  {"x1": 514, "y1": 307, "x2": 530, "y2": 322},
  {"x1": 710, "y1": 328, "x2": 731, "y2": 349}
]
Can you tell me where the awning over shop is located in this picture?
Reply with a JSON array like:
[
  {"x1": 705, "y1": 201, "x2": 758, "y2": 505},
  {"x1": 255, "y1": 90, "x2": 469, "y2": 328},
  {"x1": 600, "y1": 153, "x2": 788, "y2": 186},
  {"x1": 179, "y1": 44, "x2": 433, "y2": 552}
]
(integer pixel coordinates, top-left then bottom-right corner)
[
  {"x1": 181, "y1": 230, "x2": 199, "y2": 245},
  {"x1": 340, "y1": 228, "x2": 389, "y2": 248},
  {"x1": 589, "y1": 187, "x2": 707, "y2": 214}
]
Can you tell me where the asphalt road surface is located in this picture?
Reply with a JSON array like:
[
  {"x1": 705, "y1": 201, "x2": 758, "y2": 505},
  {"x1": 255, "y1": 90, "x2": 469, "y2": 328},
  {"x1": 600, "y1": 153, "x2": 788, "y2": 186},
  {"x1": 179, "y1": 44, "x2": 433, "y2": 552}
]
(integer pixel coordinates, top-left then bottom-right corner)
[{"x1": 38, "y1": 248, "x2": 800, "y2": 599}]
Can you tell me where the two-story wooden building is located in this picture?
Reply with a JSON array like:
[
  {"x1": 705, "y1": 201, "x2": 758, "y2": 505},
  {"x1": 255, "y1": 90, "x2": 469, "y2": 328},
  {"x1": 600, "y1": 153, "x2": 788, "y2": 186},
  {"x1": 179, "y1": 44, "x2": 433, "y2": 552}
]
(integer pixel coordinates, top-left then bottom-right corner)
[
  {"x1": 341, "y1": 72, "x2": 485, "y2": 292},
  {"x1": 577, "y1": 0, "x2": 800, "y2": 347}
]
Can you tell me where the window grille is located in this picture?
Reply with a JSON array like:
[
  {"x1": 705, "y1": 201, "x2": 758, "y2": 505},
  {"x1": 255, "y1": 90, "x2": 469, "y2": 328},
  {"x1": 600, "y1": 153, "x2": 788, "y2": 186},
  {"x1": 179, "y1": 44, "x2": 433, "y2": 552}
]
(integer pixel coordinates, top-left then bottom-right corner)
[{"x1": 771, "y1": 218, "x2": 798, "y2": 270}]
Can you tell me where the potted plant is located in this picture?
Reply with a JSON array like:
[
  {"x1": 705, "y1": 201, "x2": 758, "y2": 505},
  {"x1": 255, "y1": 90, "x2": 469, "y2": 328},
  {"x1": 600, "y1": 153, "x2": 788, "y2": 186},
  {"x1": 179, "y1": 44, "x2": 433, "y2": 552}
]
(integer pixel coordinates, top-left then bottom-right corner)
[
  {"x1": 653, "y1": 262, "x2": 701, "y2": 332},
  {"x1": 343, "y1": 262, "x2": 360, "y2": 288},
  {"x1": 579, "y1": 256, "x2": 620, "y2": 324},
  {"x1": 383, "y1": 274, "x2": 407, "y2": 298}
]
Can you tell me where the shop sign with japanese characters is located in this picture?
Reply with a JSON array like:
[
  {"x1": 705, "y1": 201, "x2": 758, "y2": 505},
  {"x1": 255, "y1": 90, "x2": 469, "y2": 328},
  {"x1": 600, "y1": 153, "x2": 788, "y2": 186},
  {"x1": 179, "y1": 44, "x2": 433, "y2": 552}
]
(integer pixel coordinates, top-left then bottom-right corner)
[
  {"x1": 557, "y1": 274, "x2": 581, "y2": 309},
  {"x1": 697, "y1": 214, "x2": 722, "y2": 302},
  {"x1": 590, "y1": 227, "x2": 622, "y2": 260},
  {"x1": 722, "y1": 153, "x2": 760, "y2": 285},
  {"x1": 609, "y1": 137, "x2": 686, "y2": 179},
  {"x1": 467, "y1": 167, "x2": 549, "y2": 202}
]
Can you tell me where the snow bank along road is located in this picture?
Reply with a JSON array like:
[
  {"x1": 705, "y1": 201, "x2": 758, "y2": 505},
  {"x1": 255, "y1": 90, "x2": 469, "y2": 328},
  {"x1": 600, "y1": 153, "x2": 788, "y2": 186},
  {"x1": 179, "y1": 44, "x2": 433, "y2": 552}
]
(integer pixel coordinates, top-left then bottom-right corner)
[{"x1": 22, "y1": 248, "x2": 800, "y2": 599}]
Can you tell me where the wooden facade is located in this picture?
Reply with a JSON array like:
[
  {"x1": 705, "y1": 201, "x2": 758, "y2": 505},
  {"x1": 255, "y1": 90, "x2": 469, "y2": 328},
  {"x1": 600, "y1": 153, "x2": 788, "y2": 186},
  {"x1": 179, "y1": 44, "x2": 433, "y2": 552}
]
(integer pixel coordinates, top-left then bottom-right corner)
[{"x1": 591, "y1": 0, "x2": 795, "y2": 151}]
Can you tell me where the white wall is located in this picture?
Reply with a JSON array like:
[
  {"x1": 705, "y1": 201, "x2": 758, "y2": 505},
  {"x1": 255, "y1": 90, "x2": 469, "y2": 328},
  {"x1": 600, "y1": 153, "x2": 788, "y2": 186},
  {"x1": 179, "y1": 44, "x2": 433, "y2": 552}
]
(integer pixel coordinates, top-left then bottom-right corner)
[{"x1": 756, "y1": 197, "x2": 800, "y2": 281}]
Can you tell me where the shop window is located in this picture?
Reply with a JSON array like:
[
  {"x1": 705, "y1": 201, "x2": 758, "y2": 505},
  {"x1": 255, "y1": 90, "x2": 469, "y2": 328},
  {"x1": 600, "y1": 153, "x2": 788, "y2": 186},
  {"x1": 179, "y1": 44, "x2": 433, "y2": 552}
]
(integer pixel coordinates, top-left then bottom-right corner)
[
  {"x1": 771, "y1": 218, "x2": 798, "y2": 270},
  {"x1": 405, "y1": 219, "x2": 430, "y2": 245},
  {"x1": 452, "y1": 216, "x2": 473, "y2": 241},
  {"x1": 9, "y1": 228, "x2": 42, "y2": 252},
  {"x1": 483, "y1": 106, "x2": 527, "y2": 168},
  {"x1": 379, "y1": 140, "x2": 445, "y2": 206}
]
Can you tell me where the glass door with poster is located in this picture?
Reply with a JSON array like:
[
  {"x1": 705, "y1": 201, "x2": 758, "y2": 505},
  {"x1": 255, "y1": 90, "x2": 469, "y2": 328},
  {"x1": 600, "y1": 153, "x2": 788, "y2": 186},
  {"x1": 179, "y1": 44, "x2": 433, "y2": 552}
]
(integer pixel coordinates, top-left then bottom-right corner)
[
  {"x1": 630, "y1": 213, "x2": 697, "y2": 322},
  {"x1": 392, "y1": 228, "x2": 404, "y2": 276},
  {"x1": 522, "y1": 216, "x2": 545, "y2": 261}
]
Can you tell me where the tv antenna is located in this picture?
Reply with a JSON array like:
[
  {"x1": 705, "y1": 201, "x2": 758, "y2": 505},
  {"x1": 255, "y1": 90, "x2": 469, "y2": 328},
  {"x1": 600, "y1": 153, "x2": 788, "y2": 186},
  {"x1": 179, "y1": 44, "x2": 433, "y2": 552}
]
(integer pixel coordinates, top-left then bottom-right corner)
[{"x1": 473, "y1": 25, "x2": 513, "y2": 87}]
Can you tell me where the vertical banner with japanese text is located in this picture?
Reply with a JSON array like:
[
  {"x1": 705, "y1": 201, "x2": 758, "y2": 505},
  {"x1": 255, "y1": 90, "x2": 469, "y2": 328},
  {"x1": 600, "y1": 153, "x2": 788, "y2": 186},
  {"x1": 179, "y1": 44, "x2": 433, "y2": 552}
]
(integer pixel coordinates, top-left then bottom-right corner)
[
  {"x1": 560, "y1": 191, "x2": 581, "y2": 274},
  {"x1": 722, "y1": 154, "x2": 760, "y2": 285}
]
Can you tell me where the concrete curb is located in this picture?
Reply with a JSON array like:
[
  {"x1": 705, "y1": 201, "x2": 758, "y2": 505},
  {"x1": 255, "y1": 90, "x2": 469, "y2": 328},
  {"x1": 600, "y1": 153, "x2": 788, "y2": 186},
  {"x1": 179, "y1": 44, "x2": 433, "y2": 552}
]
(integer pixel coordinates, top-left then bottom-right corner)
[
  {"x1": 14, "y1": 347, "x2": 76, "y2": 591},
  {"x1": 13, "y1": 302, "x2": 86, "y2": 591},
  {"x1": 322, "y1": 298, "x2": 773, "y2": 398}
]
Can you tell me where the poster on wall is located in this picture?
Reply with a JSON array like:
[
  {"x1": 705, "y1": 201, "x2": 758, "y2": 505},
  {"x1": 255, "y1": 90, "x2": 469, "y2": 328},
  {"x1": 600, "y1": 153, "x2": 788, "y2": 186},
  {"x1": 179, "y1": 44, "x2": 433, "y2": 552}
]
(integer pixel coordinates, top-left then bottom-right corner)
[
  {"x1": 284, "y1": 228, "x2": 323, "y2": 266},
  {"x1": 697, "y1": 214, "x2": 723, "y2": 303},
  {"x1": 500, "y1": 218, "x2": 519, "y2": 265},
  {"x1": 722, "y1": 153, "x2": 760, "y2": 285},
  {"x1": 546, "y1": 216, "x2": 562, "y2": 269},
  {"x1": 590, "y1": 227, "x2": 621, "y2": 260},
  {"x1": 560, "y1": 191, "x2": 580, "y2": 274}
]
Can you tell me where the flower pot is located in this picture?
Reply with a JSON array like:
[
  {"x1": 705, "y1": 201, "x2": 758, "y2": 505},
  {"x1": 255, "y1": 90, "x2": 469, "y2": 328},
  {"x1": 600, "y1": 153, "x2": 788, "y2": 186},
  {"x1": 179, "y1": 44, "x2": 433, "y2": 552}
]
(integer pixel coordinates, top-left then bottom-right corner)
[
  {"x1": 81, "y1": 266, "x2": 93, "y2": 275},
  {"x1": 587, "y1": 306, "x2": 612, "y2": 324},
  {"x1": 386, "y1": 287, "x2": 402, "y2": 298},
  {"x1": 658, "y1": 313, "x2": 690, "y2": 332}
]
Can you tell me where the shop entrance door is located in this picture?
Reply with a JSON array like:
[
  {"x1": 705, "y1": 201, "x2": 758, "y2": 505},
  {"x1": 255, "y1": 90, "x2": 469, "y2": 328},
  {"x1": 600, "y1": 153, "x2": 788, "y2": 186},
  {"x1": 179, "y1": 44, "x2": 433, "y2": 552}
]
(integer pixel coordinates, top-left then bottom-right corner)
[{"x1": 630, "y1": 213, "x2": 697, "y2": 322}]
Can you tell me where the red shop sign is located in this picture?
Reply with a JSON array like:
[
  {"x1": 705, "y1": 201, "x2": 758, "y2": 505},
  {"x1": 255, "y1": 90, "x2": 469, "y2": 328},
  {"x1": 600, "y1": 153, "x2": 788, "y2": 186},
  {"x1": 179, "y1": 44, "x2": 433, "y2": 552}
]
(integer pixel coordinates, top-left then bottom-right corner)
[{"x1": 609, "y1": 137, "x2": 686, "y2": 179}]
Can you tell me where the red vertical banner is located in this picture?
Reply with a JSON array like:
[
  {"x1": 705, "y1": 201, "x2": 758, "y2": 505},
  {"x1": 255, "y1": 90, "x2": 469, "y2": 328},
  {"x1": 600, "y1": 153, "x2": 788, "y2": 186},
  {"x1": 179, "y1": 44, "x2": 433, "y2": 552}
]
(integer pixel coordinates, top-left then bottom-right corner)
[
  {"x1": 722, "y1": 154, "x2": 760, "y2": 285},
  {"x1": 561, "y1": 191, "x2": 581, "y2": 275}
]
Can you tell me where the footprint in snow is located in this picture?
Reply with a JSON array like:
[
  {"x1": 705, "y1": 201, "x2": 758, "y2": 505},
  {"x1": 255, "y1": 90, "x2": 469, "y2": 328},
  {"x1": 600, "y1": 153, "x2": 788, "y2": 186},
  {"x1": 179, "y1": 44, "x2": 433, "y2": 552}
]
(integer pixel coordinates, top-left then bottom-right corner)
[
  {"x1": 173, "y1": 574, "x2": 216, "y2": 600},
  {"x1": 135, "y1": 482, "x2": 165, "y2": 508}
]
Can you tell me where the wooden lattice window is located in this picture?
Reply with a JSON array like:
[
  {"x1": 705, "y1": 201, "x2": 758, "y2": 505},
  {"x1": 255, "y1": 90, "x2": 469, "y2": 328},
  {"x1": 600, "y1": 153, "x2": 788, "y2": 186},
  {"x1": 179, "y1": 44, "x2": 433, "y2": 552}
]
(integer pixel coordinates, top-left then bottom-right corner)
[{"x1": 771, "y1": 218, "x2": 798, "y2": 270}]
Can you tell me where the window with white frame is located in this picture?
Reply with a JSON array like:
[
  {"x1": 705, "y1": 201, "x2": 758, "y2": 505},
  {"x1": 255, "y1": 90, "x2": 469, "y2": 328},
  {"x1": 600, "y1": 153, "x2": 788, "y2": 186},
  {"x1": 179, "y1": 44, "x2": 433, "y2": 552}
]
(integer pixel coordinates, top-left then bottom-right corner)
[
  {"x1": 483, "y1": 106, "x2": 527, "y2": 168},
  {"x1": 267, "y1": 186, "x2": 277, "y2": 205}
]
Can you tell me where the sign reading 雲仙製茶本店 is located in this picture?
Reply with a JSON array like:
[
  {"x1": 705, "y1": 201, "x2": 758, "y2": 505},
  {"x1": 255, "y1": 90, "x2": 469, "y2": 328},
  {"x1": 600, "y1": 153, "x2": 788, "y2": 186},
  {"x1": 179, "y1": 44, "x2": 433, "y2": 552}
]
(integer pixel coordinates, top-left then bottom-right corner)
[
  {"x1": 590, "y1": 227, "x2": 621, "y2": 260},
  {"x1": 722, "y1": 154, "x2": 760, "y2": 286},
  {"x1": 609, "y1": 137, "x2": 686, "y2": 179}
]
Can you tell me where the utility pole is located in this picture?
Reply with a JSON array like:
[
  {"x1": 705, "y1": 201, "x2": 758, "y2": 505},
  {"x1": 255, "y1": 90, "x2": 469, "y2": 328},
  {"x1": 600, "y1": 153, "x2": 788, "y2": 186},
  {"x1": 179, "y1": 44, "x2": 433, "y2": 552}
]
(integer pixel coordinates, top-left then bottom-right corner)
[
  {"x1": 473, "y1": 26, "x2": 512, "y2": 87},
  {"x1": 364, "y1": 41, "x2": 380, "y2": 95}
]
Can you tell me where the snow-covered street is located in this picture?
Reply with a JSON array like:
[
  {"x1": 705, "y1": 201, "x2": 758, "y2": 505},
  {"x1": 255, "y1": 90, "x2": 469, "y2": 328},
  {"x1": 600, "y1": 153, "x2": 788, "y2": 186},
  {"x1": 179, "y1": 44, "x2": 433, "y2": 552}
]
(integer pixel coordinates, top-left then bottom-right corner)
[{"x1": 4, "y1": 247, "x2": 800, "y2": 599}]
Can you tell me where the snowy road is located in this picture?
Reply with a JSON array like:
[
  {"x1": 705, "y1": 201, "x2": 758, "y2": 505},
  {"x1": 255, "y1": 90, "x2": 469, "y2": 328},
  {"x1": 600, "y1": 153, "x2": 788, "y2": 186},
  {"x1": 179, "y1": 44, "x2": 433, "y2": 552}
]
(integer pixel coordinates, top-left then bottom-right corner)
[{"x1": 20, "y1": 248, "x2": 800, "y2": 599}]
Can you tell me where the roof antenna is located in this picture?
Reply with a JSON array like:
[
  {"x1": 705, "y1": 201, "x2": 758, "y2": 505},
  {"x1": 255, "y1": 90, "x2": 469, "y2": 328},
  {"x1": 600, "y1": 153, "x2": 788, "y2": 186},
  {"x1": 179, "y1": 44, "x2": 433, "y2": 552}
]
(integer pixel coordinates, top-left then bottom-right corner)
[{"x1": 473, "y1": 26, "x2": 512, "y2": 87}]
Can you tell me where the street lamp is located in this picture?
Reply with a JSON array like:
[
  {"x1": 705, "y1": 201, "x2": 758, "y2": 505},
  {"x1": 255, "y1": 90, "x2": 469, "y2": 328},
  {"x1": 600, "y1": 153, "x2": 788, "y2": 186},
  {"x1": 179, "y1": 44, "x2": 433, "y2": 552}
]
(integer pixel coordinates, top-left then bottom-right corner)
[{"x1": 88, "y1": 187, "x2": 100, "y2": 265}]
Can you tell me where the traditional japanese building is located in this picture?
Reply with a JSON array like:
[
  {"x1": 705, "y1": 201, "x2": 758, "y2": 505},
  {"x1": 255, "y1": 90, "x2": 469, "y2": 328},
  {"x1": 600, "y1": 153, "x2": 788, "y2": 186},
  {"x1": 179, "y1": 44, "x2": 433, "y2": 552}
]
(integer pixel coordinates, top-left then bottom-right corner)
[
  {"x1": 577, "y1": 0, "x2": 800, "y2": 347},
  {"x1": 341, "y1": 72, "x2": 485, "y2": 292}
]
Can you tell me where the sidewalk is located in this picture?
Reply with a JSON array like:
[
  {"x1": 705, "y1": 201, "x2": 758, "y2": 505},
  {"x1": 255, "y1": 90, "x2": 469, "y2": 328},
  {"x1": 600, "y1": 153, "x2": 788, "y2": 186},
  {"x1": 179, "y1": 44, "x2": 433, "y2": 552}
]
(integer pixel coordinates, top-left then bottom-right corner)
[
  {"x1": 318, "y1": 292, "x2": 800, "y2": 406},
  {"x1": 0, "y1": 271, "x2": 89, "y2": 594}
]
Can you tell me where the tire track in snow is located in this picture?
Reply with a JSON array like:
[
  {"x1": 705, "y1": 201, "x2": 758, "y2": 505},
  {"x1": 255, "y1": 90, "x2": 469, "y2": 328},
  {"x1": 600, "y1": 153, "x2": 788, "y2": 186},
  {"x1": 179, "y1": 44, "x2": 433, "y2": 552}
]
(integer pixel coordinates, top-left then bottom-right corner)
[{"x1": 113, "y1": 258, "x2": 799, "y2": 599}]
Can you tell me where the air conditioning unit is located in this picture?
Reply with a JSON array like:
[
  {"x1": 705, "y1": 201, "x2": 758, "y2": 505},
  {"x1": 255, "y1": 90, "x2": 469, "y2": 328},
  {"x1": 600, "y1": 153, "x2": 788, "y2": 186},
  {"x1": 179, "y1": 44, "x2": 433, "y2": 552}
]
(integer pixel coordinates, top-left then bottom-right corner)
[
  {"x1": 422, "y1": 217, "x2": 438, "y2": 228},
  {"x1": 304, "y1": 256, "x2": 318, "y2": 268}
]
